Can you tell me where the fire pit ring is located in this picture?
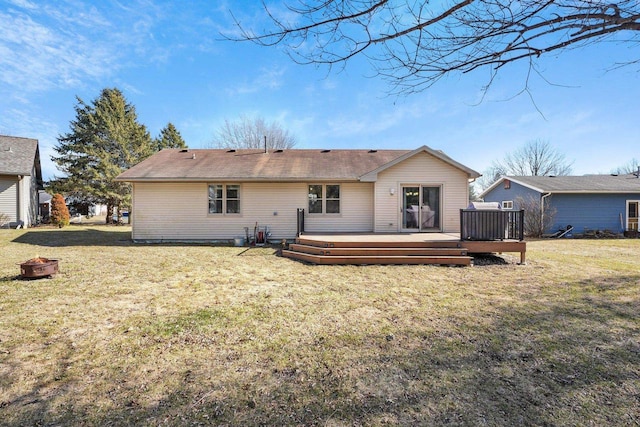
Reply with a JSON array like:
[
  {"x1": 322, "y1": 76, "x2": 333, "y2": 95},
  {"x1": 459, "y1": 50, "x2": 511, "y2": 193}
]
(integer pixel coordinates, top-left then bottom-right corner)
[{"x1": 20, "y1": 257, "x2": 59, "y2": 279}]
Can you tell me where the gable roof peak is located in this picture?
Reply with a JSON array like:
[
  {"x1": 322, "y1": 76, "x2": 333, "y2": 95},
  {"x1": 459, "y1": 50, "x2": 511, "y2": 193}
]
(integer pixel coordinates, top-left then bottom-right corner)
[
  {"x1": 0, "y1": 135, "x2": 40, "y2": 177},
  {"x1": 359, "y1": 144, "x2": 480, "y2": 182}
]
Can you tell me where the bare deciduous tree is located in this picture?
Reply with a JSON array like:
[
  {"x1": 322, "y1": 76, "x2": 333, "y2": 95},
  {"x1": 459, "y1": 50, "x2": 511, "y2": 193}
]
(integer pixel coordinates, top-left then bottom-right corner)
[
  {"x1": 477, "y1": 139, "x2": 573, "y2": 190},
  {"x1": 212, "y1": 115, "x2": 297, "y2": 150},
  {"x1": 497, "y1": 139, "x2": 573, "y2": 176},
  {"x1": 612, "y1": 158, "x2": 640, "y2": 175},
  {"x1": 230, "y1": 1, "x2": 640, "y2": 95},
  {"x1": 516, "y1": 194, "x2": 557, "y2": 237}
]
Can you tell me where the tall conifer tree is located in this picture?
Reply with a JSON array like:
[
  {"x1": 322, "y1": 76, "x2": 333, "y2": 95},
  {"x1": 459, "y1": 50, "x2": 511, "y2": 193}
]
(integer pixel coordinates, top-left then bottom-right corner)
[
  {"x1": 51, "y1": 88, "x2": 154, "y2": 223},
  {"x1": 155, "y1": 122, "x2": 187, "y2": 150}
]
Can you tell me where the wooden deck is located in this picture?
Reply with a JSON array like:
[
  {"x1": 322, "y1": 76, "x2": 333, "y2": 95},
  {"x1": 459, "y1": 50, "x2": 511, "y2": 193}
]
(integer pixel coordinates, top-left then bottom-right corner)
[{"x1": 282, "y1": 233, "x2": 526, "y2": 266}]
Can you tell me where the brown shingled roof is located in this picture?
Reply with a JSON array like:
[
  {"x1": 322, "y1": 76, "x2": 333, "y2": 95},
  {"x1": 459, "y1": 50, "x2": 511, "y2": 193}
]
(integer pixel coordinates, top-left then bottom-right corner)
[
  {"x1": 116, "y1": 148, "x2": 411, "y2": 181},
  {"x1": 117, "y1": 146, "x2": 479, "y2": 182},
  {"x1": 116, "y1": 147, "x2": 481, "y2": 182}
]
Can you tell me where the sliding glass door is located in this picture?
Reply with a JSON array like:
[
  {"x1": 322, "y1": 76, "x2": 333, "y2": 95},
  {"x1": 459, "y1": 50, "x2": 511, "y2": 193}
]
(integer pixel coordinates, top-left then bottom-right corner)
[{"x1": 402, "y1": 185, "x2": 441, "y2": 231}]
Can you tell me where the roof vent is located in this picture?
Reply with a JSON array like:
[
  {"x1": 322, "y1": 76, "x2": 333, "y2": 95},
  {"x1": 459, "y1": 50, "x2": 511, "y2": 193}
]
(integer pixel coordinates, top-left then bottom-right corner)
[
  {"x1": 274, "y1": 149, "x2": 283, "y2": 153},
  {"x1": 368, "y1": 149, "x2": 378, "y2": 153},
  {"x1": 321, "y1": 149, "x2": 331, "y2": 153},
  {"x1": 227, "y1": 149, "x2": 236, "y2": 153},
  {"x1": 180, "y1": 149, "x2": 189, "y2": 153}
]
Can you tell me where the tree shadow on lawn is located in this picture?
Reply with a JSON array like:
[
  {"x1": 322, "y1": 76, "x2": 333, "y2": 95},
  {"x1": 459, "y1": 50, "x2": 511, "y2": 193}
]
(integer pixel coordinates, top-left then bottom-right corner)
[
  {"x1": 11, "y1": 229, "x2": 280, "y2": 252},
  {"x1": 12, "y1": 228, "x2": 133, "y2": 247},
  {"x1": 3, "y1": 274, "x2": 639, "y2": 426}
]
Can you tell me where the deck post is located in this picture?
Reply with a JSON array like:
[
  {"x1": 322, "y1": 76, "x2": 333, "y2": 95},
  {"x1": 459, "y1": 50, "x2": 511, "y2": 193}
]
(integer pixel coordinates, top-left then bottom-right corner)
[
  {"x1": 296, "y1": 208, "x2": 305, "y2": 237},
  {"x1": 518, "y1": 209, "x2": 525, "y2": 241}
]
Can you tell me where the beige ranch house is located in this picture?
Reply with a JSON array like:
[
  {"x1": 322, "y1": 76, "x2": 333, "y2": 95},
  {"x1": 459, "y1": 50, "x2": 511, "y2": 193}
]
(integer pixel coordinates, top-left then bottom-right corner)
[{"x1": 116, "y1": 145, "x2": 481, "y2": 242}]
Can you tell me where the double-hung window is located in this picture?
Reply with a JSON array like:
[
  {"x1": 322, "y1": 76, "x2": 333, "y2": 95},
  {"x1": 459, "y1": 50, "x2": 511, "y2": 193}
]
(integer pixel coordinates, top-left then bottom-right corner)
[
  {"x1": 208, "y1": 184, "x2": 240, "y2": 214},
  {"x1": 308, "y1": 184, "x2": 340, "y2": 214}
]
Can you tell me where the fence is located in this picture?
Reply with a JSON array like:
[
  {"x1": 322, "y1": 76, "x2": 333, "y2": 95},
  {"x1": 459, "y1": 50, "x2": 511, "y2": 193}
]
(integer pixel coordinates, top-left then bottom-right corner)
[{"x1": 460, "y1": 209, "x2": 524, "y2": 241}]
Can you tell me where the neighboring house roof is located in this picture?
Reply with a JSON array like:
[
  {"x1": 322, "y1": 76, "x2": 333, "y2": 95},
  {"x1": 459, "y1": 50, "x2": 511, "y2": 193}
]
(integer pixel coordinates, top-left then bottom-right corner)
[
  {"x1": 117, "y1": 145, "x2": 481, "y2": 182},
  {"x1": 0, "y1": 135, "x2": 41, "y2": 176},
  {"x1": 39, "y1": 191, "x2": 52, "y2": 204},
  {"x1": 481, "y1": 174, "x2": 640, "y2": 197}
]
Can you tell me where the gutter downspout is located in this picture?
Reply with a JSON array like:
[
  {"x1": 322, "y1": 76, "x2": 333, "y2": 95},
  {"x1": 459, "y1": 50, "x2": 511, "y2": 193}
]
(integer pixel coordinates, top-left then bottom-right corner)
[{"x1": 541, "y1": 192, "x2": 551, "y2": 233}]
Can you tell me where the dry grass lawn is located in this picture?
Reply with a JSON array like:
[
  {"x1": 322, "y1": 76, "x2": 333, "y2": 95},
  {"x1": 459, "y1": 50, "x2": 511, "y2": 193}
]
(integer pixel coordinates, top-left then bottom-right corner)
[{"x1": 1, "y1": 225, "x2": 639, "y2": 426}]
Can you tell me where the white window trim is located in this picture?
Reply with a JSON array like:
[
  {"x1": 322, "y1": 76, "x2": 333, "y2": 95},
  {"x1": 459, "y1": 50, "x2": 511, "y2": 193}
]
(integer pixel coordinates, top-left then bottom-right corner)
[
  {"x1": 308, "y1": 183, "x2": 341, "y2": 215},
  {"x1": 626, "y1": 200, "x2": 640, "y2": 231},
  {"x1": 502, "y1": 200, "x2": 514, "y2": 210},
  {"x1": 208, "y1": 183, "x2": 242, "y2": 216}
]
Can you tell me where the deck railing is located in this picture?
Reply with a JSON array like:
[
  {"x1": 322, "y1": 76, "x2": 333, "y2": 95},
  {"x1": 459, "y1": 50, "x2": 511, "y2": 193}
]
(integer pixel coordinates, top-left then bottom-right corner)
[
  {"x1": 460, "y1": 209, "x2": 524, "y2": 241},
  {"x1": 297, "y1": 208, "x2": 305, "y2": 236}
]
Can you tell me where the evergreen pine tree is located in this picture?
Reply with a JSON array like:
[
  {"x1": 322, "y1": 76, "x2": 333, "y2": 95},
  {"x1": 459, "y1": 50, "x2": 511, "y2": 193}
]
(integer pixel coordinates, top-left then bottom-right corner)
[
  {"x1": 155, "y1": 122, "x2": 187, "y2": 150},
  {"x1": 51, "y1": 88, "x2": 155, "y2": 223}
]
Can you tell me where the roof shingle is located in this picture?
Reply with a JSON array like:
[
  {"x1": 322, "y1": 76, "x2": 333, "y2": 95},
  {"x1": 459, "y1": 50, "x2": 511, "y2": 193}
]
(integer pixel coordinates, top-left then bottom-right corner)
[
  {"x1": 0, "y1": 135, "x2": 39, "y2": 176},
  {"x1": 504, "y1": 175, "x2": 640, "y2": 193},
  {"x1": 118, "y1": 147, "x2": 477, "y2": 182}
]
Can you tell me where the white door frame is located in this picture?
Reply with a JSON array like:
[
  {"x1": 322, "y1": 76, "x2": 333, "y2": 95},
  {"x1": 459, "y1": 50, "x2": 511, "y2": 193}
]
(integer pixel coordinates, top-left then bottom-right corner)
[
  {"x1": 626, "y1": 200, "x2": 639, "y2": 231},
  {"x1": 399, "y1": 184, "x2": 443, "y2": 232}
]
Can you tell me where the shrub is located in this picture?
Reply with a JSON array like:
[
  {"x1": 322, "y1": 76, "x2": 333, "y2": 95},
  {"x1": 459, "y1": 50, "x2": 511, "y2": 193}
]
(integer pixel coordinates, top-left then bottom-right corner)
[
  {"x1": 50, "y1": 194, "x2": 70, "y2": 228},
  {"x1": 516, "y1": 195, "x2": 556, "y2": 237}
]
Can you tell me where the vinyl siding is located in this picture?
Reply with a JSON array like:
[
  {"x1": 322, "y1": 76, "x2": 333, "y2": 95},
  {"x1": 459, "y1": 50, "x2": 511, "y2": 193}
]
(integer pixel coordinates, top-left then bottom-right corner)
[
  {"x1": 548, "y1": 193, "x2": 634, "y2": 234},
  {"x1": 483, "y1": 181, "x2": 639, "y2": 233},
  {"x1": 28, "y1": 164, "x2": 40, "y2": 226},
  {"x1": 482, "y1": 181, "x2": 542, "y2": 206},
  {"x1": 0, "y1": 176, "x2": 17, "y2": 223},
  {"x1": 304, "y1": 182, "x2": 373, "y2": 233},
  {"x1": 18, "y1": 175, "x2": 35, "y2": 227},
  {"x1": 374, "y1": 152, "x2": 469, "y2": 232},
  {"x1": 131, "y1": 181, "x2": 373, "y2": 240}
]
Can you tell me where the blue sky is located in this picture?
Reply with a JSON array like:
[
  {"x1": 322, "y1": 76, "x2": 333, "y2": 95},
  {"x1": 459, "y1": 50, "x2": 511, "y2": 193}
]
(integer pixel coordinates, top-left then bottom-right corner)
[{"x1": 1, "y1": 0, "x2": 638, "y2": 181}]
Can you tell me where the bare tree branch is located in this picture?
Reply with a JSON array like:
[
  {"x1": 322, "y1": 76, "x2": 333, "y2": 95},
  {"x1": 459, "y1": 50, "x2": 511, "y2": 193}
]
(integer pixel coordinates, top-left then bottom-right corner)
[
  {"x1": 611, "y1": 158, "x2": 640, "y2": 174},
  {"x1": 226, "y1": 0, "x2": 640, "y2": 95},
  {"x1": 496, "y1": 139, "x2": 574, "y2": 176},
  {"x1": 477, "y1": 139, "x2": 573, "y2": 191},
  {"x1": 211, "y1": 115, "x2": 297, "y2": 150}
]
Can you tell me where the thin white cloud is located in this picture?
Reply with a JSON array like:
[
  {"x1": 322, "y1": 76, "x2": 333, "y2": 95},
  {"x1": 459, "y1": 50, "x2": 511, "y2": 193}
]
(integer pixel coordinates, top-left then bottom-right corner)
[
  {"x1": 228, "y1": 66, "x2": 286, "y2": 95},
  {"x1": 5, "y1": 0, "x2": 37, "y2": 9},
  {"x1": 0, "y1": 1, "x2": 174, "y2": 95},
  {"x1": 0, "y1": 10, "x2": 111, "y2": 92},
  {"x1": 323, "y1": 99, "x2": 432, "y2": 138},
  {"x1": 0, "y1": 107, "x2": 61, "y2": 179}
]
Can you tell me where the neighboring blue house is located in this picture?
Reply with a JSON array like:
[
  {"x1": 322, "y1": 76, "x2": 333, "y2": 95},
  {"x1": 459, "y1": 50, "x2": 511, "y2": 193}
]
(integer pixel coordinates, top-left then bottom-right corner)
[{"x1": 480, "y1": 174, "x2": 640, "y2": 235}]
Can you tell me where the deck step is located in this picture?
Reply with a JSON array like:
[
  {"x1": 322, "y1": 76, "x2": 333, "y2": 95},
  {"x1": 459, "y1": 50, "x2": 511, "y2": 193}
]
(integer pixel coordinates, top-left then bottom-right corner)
[
  {"x1": 296, "y1": 237, "x2": 463, "y2": 249},
  {"x1": 289, "y1": 243, "x2": 468, "y2": 257},
  {"x1": 282, "y1": 250, "x2": 472, "y2": 266}
]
